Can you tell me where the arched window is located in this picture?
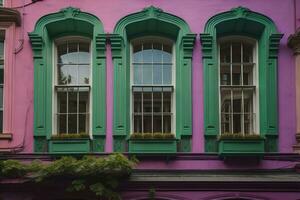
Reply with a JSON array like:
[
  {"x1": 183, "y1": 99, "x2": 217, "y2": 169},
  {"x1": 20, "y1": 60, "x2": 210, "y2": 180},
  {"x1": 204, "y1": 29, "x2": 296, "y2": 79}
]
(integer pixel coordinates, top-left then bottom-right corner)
[
  {"x1": 219, "y1": 37, "x2": 258, "y2": 135},
  {"x1": 112, "y1": 6, "x2": 195, "y2": 152},
  {"x1": 131, "y1": 37, "x2": 174, "y2": 135},
  {"x1": 29, "y1": 7, "x2": 106, "y2": 153},
  {"x1": 54, "y1": 38, "x2": 91, "y2": 135},
  {"x1": 200, "y1": 7, "x2": 283, "y2": 154}
]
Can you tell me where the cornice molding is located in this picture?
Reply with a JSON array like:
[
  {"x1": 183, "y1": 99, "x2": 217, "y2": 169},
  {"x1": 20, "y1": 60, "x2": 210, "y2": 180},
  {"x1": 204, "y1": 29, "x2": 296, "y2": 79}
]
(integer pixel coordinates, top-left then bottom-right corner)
[
  {"x1": 288, "y1": 28, "x2": 300, "y2": 55},
  {"x1": 0, "y1": 7, "x2": 21, "y2": 26},
  {"x1": 114, "y1": 6, "x2": 191, "y2": 35}
]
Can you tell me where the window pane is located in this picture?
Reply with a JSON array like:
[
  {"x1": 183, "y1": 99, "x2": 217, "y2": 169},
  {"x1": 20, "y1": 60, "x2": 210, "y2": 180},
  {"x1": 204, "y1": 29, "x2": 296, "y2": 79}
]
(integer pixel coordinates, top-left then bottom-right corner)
[
  {"x1": 79, "y1": 114, "x2": 87, "y2": 133},
  {"x1": 220, "y1": 43, "x2": 230, "y2": 63},
  {"x1": 153, "y1": 92, "x2": 162, "y2": 113},
  {"x1": 57, "y1": 114, "x2": 66, "y2": 134},
  {"x1": 57, "y1": 91, "x2": 67, "y2": 113},
  {"x1": 57, "y1": 43, "x2": 68, "y2": 64},
  {"x1": 142, "y1": 66, "x2": 152, "y2": 84},
  {"x1": 221, "y1": 113, "x2": 231, "y2": 134},
  {"x1": 163, "y1": 115, "x2": 171, "y2": 133},
  {"x1": 58, "y1": 64, "x2": 69, "y2": 85},
  {"x1": 153, "y1": 43, "x2": 162, "y2": 63},
  {"x1": 220, "y1": 64, "x2": 230, "y2": 85},
  {"x1": 143, "y1": 92, "x2": 152, "y2": 113},
  {"x1": 220, "y1": 89, "x2": 231, "y2": 112},
  {"x1": 163, "y1": 92, "x2": 171, "y2": 113},
  {"x1": 68, "y1": 91, "x2": 78, "y2": 113},
  {"x1": 133, "y1": 44, "x2": 142, "y2": 63},
  {"x1": 79, "y1": 91, "x2": 89, "y2": 113},
  {"x1": 68, "y1": 114, "x2": 77, "y2": 133},
  {"x1": 163, "y1": 44, "x2": 172, "y2": 63},
  {"x1": 58, "y1": 65, "x2": 78, "y2": 85},
  {"x1": 153, "y1": 65, "x2": 162, "y2": 84},
  {"x1": 232, "y1": 42, "x2": 241, "y2": 63},
  {"x1": 153, "y1": 115, "x2": 162, "y2": 133},
  {"x1": 233, "y1": 89, "x2": 242, "y2": 133},
  {"x1": 78, "y1": 43, "x2": 90, "y2": 64},
  {"x1": 134, "y1": 115, "x2": 142, "y2": 133},
  {"x1": 243, "y1": 64, "x2": 254, "y2": 85},
  {"x1": 163, "y1": 65, "x2": 172, "y2": 84},
  {"x1": 133, "y1": 92, "x2": 142, "y2": 113},
  {"x1": 78, "y1": 65, "x2": 90, "y2": 85},
  {"x1": 243, "y1": 43, "x2": 253, "y2": 63},
  {"x1": 134, "y1": 65, "x2": 142, "y2": 84},
  {"x1": 232, "y1": 65, "x2": 241, "y2": 85},
  {"x1": 143, "y1": 115, "x2": 152, "y2": 133},
  {"x1": 244, "y1": 88, "x2": 253, "y2": 113},
  {"x1": 143, "y1": 43, "x2": 152, "y2": 63},
  {"x1": 0, "y1": 68, "x2": 3, "y2": 84}
]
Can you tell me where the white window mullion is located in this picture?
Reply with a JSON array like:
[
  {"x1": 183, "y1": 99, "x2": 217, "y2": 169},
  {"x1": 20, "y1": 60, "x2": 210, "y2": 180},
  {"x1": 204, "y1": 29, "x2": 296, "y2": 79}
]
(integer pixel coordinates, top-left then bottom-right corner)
[{"x1": 241, "y1": 42, "x2": 244, "y2": 135}]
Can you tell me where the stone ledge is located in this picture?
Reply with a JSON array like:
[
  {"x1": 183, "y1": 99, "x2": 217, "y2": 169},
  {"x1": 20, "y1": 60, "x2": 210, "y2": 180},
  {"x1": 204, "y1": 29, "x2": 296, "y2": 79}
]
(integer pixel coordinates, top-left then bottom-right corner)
[{"x1": 0, "y1": 133, "x2": 12, "y2": 140}]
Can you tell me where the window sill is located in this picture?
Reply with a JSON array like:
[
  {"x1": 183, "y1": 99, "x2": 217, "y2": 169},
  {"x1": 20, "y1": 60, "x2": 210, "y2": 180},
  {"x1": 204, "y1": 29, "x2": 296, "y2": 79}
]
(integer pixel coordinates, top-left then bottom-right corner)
[
  {"x1": 128, "y1": 138, "x2": 177, "y2": 153},
  {"x1": 218, "y1": 138, "x2": 265, "y2": 158},
  {"x1": 0, "y1": 133, "x2": 12, "y2": 140}
]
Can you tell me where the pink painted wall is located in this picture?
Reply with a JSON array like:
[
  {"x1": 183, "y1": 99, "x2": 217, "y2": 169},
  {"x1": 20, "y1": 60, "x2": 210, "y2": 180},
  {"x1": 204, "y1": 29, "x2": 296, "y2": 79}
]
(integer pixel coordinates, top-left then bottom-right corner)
[{"x1": 1, "y1": 0, "x2": 296, "y2": 155}]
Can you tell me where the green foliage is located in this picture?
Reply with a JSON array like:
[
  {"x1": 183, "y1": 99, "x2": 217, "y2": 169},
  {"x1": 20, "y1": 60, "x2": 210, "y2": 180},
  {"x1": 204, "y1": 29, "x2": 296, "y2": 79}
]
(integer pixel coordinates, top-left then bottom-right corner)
[
  {"x1": 218, "y1": 133, "x2": 265, "y2": 140},
  {"x1": 131, "y1": 132, "x2": 175, "y2": 140},
  {"x1": 148, "y1": 188, "x2": 156, "y2": 200},
  {"x1": 51, "y1": 133, "x2": 90, "y2": 140},
  {"x1": 0, "y1": 153, "x2": 137, "y2": 199}
]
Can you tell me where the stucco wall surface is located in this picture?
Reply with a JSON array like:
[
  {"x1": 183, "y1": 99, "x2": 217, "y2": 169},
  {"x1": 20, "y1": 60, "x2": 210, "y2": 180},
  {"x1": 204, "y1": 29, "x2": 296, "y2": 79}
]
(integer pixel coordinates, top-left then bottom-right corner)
[{"x1": 1, "y1": 0, "x2": 296, "y2": 156}]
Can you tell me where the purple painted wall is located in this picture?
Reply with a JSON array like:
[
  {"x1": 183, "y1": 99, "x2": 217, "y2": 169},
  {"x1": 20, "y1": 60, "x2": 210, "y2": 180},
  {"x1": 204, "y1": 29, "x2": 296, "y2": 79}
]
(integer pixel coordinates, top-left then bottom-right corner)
[{"x1": 2, "y1": 0, "x2": 297, "y2": 155}]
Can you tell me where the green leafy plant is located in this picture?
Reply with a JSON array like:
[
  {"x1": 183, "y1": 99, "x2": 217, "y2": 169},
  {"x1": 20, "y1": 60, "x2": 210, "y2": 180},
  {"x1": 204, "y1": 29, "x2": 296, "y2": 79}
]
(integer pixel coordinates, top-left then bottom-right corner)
[
  {"x1": 218, "y1": 133, "x2": 264, "y2": 140},
  {"x1": 130, "y1": 133, "x2": 175, "y2": 140},
  {"x1": 51, "y1": 133, "x2": 90, "y2": 140},
  {"x1": 0, "y1": 153, "x2": 137, "y2": 200}
]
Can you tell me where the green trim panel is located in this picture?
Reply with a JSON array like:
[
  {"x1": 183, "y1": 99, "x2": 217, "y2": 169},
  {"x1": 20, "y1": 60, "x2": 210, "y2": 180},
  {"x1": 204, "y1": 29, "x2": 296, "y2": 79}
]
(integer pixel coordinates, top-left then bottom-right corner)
[
  {"x1": 128, "y1": 139, "x2": 177, "y2": 153},
  {"x1": 29, "y1": 7, "x2": 106, "y2": 152},
  {"x1": 112, "y1": 6, "x2": 196, "y2": 152},
  {"x1": 49, "y1": 139, "x2": 91, "y2": 153},
  {"x1": 200, "y1": 7, "x2": 283, "y2": 152},
  {"x1": 218, "y1": 138, "x2": 265, "y2": 157}
]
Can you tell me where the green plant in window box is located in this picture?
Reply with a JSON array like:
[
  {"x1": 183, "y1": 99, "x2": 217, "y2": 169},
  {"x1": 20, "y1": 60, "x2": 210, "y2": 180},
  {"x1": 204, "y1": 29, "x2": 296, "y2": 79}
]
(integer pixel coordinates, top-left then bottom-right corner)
[
  {"x1": 130, "y1": 133, "x2": 175, "y2": 140},
  {"x1": 51, "y1": 133, "x2": 90, "y2": 140},
  {"x1": 218, "y1": 133, "x2": 265, "y2": 140},
  {"x1": 218, "y1": 133, "x2": 265, "y2": 157}
]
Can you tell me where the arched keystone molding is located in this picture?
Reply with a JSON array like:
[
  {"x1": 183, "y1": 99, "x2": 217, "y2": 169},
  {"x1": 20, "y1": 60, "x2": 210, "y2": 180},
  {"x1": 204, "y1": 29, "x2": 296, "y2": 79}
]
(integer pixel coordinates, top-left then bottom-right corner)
[
  {"x1": 200, "y1": 7, "x2": 283, "y2": 152},
  {"x1": 111, "y1": 6, "x2": 196, "y2": 152},
  {"x1": 29, "y1": 7, "x2": 106, "y2": 152}
]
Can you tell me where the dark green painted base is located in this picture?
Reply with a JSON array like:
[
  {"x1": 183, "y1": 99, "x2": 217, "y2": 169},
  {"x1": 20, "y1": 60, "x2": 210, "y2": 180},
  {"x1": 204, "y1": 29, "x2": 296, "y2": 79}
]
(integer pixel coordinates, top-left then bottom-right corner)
[
  {"x1": 91, "y1": 136, "x2": 105, "y2": 152},
  {"x1": 128, "y1": 139, "x2": 177, "y2": 153},
  {"x1": 34, "y1": 136, "x2": 48, "y2": 152},
  {"x1": 179, "y1": 135, "x2": 192, "y2": 152},
  {"x1": 49, "y1": 139, "x2": 91, "y2": 153},
  {"x1": 113, "y1": 135, "x2": 127, "y2": 152},
  {"x1": 218, "y1": 138, "x2": 265, "y2": 157}
]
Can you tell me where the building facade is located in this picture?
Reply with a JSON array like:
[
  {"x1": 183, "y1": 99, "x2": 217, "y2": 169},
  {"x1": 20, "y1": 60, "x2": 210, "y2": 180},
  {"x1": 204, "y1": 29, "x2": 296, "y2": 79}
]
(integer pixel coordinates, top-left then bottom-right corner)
[{"x1": 0, "y1": 0, "x2": 300, "y2": 199}]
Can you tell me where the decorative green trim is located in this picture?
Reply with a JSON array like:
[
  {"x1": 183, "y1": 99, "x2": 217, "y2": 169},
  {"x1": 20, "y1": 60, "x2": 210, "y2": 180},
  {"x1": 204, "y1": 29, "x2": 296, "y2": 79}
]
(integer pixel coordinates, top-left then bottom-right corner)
[
  {"x1": 29, "y1": 7, "x2": 106, "y2": 152},
  {"x1": 112, "y1": 6, "x2": 196, "y2": 152},
  {"x1": 200, "y1": 7, "x2": 283, "y2": 152},
  {"x1": 34, "y1": 136, "x2": 48, "y2": 152},
  {"x1": 48, "y1": 139, "x2": 91, "y2": 153},
  {"x1": 218, "y1": 138, "x2": 265, "y2": 157},
  {"x1": 91, "y1": 135, "x2": 105, "y2": 152},
  {"x1": 128, "y1": 139, "x2": 177, "y2": 153},
  {"x1": 179, "y1": 135, "x2": 192, "y2": 152}
]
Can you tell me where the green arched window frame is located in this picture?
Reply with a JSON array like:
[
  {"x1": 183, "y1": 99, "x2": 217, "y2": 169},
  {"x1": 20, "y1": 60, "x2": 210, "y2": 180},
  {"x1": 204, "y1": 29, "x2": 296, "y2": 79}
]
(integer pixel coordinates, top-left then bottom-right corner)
[
  {"x1": 29, "y1": 7, "x2": 106, "y2": 152},
  {"x1": 200, "y1": 7, "x2": 283, "y2": 152},
  {"x1": 111, "y1": 6, "x2": 196, "y2": 152}
]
